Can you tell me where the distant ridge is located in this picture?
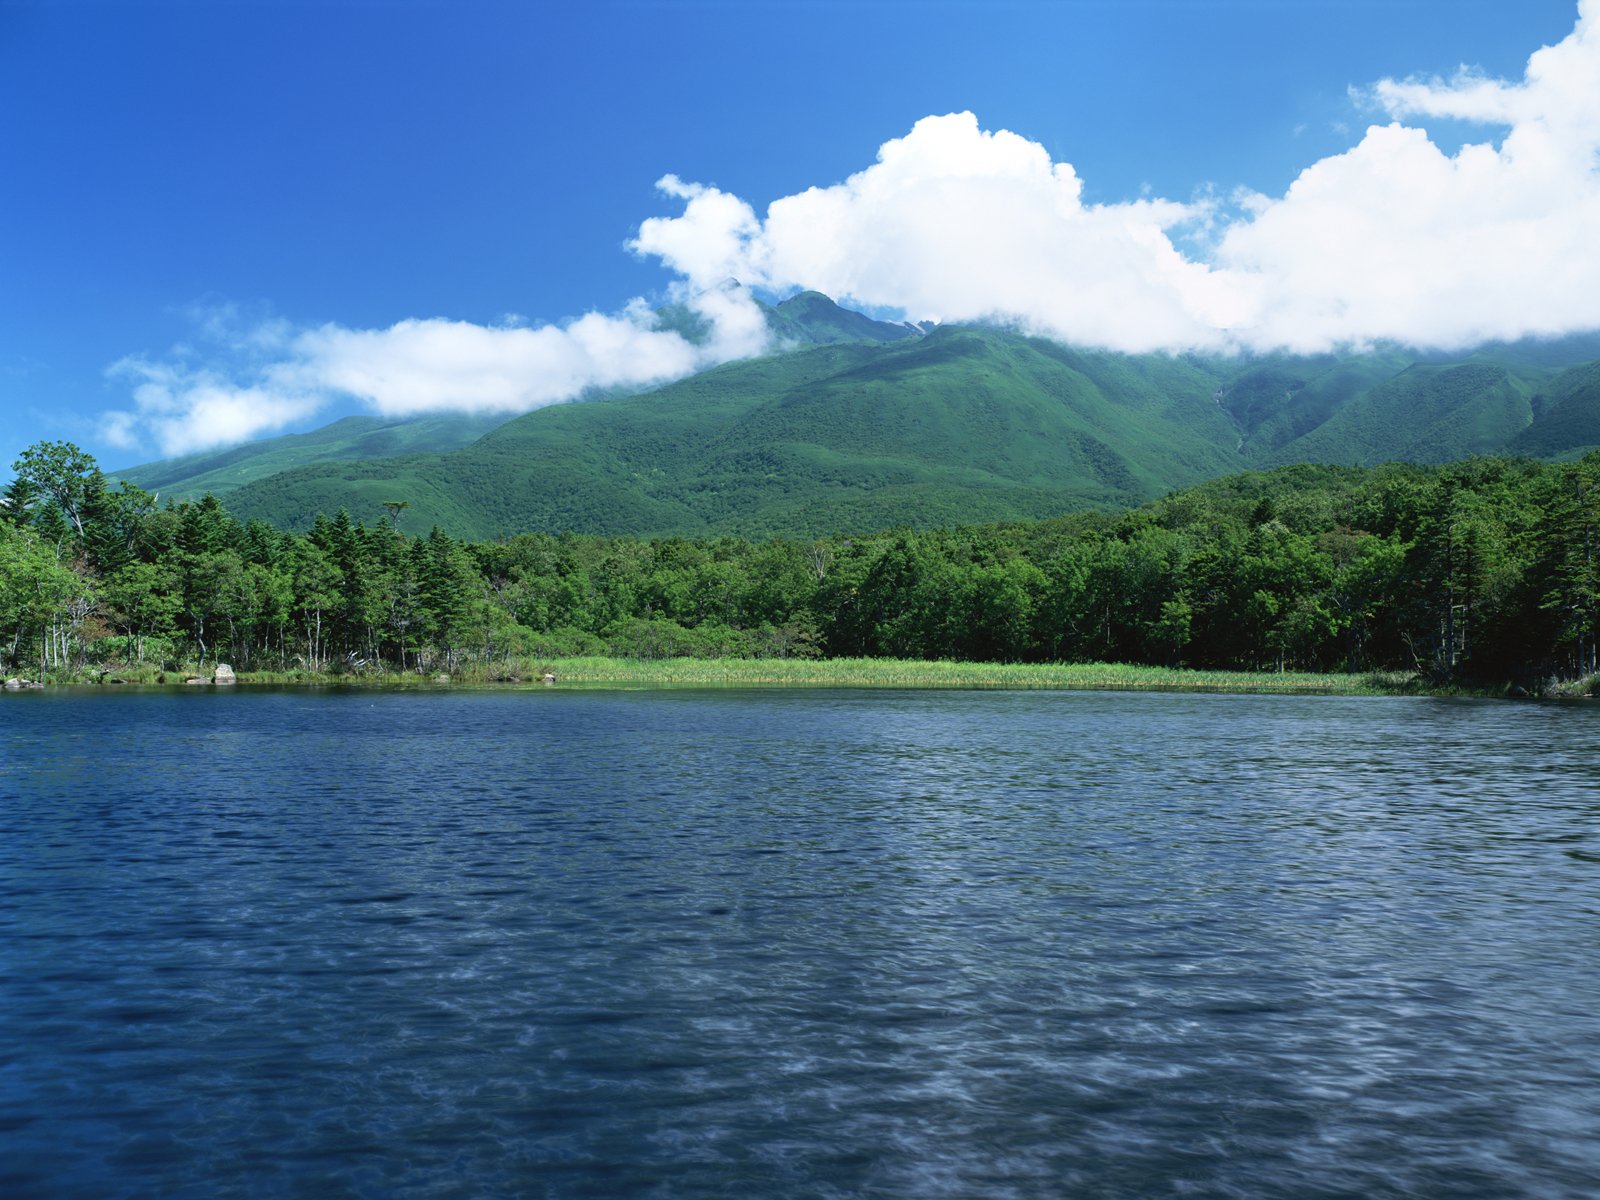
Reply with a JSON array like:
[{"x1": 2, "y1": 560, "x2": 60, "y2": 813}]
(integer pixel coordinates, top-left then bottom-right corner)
[{"x1": 117, "y1": 292, "x2": 1600, "y2": 539}]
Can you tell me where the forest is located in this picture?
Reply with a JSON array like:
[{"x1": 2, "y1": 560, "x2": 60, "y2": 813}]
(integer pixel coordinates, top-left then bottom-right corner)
[{"x1": 3, "y1": 440, "x2": 1599, "y2": 691}]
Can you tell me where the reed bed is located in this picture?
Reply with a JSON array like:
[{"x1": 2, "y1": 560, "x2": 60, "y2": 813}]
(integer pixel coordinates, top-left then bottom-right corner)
[
  {"x1": 531, "y1": 657, "x2": 1397, "y2": 694},
  {"x1": 46, "y1": 657, "x2": 1441, "y2": 696}
]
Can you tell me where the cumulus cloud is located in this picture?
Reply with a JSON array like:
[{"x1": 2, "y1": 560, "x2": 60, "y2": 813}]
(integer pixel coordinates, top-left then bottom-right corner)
[
  {"x1": 635, "y1": 176, "x2": 763, "y2": 290},
  {"x1": 636, "y1": 114, "x2": 1256, "y2": 352},
  {"x1": 1218, "y1": 0, "x2": 1600, "y2": 350},
  {"x1": 104, "y1": 1, "x2": 1600, "y2": 455},
  {"x1": 631, "y1": 1, "x2": 1600, "y2": 355}
]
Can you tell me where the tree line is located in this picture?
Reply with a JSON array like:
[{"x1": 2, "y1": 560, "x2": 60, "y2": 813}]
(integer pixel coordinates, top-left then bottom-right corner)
[{"x1": 4, "y1": 440, "x2": 1599, "y2": 685}]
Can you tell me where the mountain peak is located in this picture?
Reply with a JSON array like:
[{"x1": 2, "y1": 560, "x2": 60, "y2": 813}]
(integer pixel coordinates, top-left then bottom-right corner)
[{"x1": 763, "y1": 292, "x2": 921, "y2": 347}]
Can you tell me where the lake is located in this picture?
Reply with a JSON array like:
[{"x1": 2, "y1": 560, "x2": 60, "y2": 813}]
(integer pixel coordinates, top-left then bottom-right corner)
[{"x1": 2, "y1": 687, "x2": 1598, "y2": 1198}]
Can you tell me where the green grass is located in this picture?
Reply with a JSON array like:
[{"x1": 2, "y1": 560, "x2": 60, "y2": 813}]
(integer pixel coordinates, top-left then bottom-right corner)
[
  {"x1": 528, "y1": 657, "x2": 1406, "y2": 693},
  {"x1": 1538, "y1": 671, "x2": 1600, "y2": 699},
  {"x1": 35, "y1": 656, "x2": 1531, "y2": 697},
  {"x1": 343, "y1": 656, "x2": 1404, "y2": 694}
]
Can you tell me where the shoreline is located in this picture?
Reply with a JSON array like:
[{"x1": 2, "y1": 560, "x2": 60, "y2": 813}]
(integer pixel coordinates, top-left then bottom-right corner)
[{"x1": 5, "y1": 657, "x2": 1465, "y2": 696}]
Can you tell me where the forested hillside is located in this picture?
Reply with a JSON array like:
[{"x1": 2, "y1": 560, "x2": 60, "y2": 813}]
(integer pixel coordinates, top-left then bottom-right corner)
[
  {"x1": 227, "y1": 328, "x2": 1254, "y2": 539},
  {"x1": 114, "y1": 296, "x2": 1600, "y2": 542},
  {"x1": 110, "y1": 292, "x2": 918, "y2": 505},
  {"x1": 116, "y1": 412, "x2": 513, "y2": 499},
  {"x1": 7, "y1": 440, "x2": 1599, "y2": 691},
  {"x1": 223, "y1": 326, "x2": 1600, "y2": 540}
]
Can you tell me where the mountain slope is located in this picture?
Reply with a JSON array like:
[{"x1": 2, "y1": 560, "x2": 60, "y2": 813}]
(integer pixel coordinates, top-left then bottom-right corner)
[
  {"x1": 1509, "y1": 361, "x2": 1600, "y2": 458},
  {"x1": 222, "y1": 327, "x2": 1253, "y2": 538},
  {"x1": 222, "y1": 324, "x2": 1600, "y2": 539},
  {"x1": 759, "y1": 290, "x2": 923, "y2": 346},
  {"x1": 115, "y1": 412, "x2": 514, "y2": 500},
  {"x1": 112, "y1": 292, "x2": 906, "y2": 503},
  {"x1": 1216, "y1": 352, "x2": 1417, "y2": 456},
  {"x1": 123, "y1": 291, "x2": 1600, "y2": 540},
  {"x1": 1262, "y1": 362, "x2": 1537, "y2": 466}
]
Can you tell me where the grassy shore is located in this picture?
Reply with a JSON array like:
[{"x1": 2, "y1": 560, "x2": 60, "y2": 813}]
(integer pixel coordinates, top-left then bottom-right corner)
[
  {"x1": 29, "y1": 656, "x2": 1505, "y2": 695},
  {"x1": 53, "y1": 658, "x2": 1422, "y2": 694},
  {"x1": 531, "y1": 657, "x2": 1416, "y2": 694}
]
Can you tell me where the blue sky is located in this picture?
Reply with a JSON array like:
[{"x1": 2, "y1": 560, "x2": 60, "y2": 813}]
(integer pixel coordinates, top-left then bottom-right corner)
[{"x1": 1, "y1": 0, "x2": 1593, "y2": 474}]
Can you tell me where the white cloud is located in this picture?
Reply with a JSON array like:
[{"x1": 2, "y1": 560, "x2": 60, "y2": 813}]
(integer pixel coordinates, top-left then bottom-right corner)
[
  {"x1": 104, "y1": 1, "x2": 1600, "y2": 456},
  {"x1": 104, "y1": 288, "x2": 771, "y2": 455},
  {"x1": 103, "y1": 358, "x2": 323, "y2": 457},
  {"x1": 285, "y1": 306, "x2": 705, "y2": 418},
  {"x1": 1220, "y1": 0, "x2": 1600, "y2": 350},
  {"x1": 629, "y1": 2, "x2": 1600, "y2": 355},
  {"x1": 634, "y1": 114, "x2": 1249, "y2": 352},
  {"x1": 633, "y1": 176, "x2": 763, "y2": 291}
]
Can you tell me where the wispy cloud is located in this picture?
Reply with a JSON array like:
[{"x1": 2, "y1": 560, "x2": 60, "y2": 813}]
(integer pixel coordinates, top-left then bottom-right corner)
[
  {"x1": 103, "y1": 0, "x2": 1600, "y2": 455},
  {"x1": 102, "y1": 289, "x2": 771, "y2": 457},
  {"x1": 289, "y1": 308, "x2": 702, "y2": 419},
  {"x1": 104, "y1": 359, "x2": 323, "y2": 458}
]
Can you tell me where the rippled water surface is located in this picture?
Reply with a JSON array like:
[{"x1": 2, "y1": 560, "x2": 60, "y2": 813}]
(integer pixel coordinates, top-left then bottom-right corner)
[{"x1": 3, "y1": 687, "x2": 1600, "y2": 1198}]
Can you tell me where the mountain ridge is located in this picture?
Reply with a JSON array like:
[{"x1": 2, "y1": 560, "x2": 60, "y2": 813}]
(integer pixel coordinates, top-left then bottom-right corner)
[{"x1": 117, "y1": 293, "x2": 1600, "y2": 539}]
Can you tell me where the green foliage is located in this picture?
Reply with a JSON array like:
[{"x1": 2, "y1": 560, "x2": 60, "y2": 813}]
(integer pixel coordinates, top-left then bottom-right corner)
[
  {"x1": 12, "y1": 437, "x2": 1600, "y2": 690},
  {"x1": 1510, "y1": 361, "x2": 1600, "y2": 459},
  {"x1": 11, "y1": 440, "x2": 99, "y2": 536},
  {"x1": 0, "y1": 518, "x2": 94, "y2": 676}
]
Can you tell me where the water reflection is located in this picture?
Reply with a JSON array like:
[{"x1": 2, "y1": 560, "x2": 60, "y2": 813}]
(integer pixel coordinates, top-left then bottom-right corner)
[{"x1": 2, "y1": 688, "x2": 1599, "y2": 1198}]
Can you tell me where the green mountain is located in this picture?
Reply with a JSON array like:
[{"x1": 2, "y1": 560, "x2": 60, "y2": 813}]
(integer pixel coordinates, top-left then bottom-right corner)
[
  {"x1": 123, "y1": 291, "x2": 1600, "y2": 539},
  {"x1": 1509, "y1": 360, "x2": 1600, "y2": 459},
  {"x1": 115, "y1": 412, "x2": 513, "y2": 500},
  {"x1": 222, "y1": 326, "x2": 1254, "y2": 538},
  {"x1": 1256, "y1": 361, "x2": 1537, "y2": 466},
  {"x1": 758, "y1": 290, "x2": 923, "y2": 346},
  {"x1": 112, "y1": 291, "x2": 910, "y2": 503}
]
